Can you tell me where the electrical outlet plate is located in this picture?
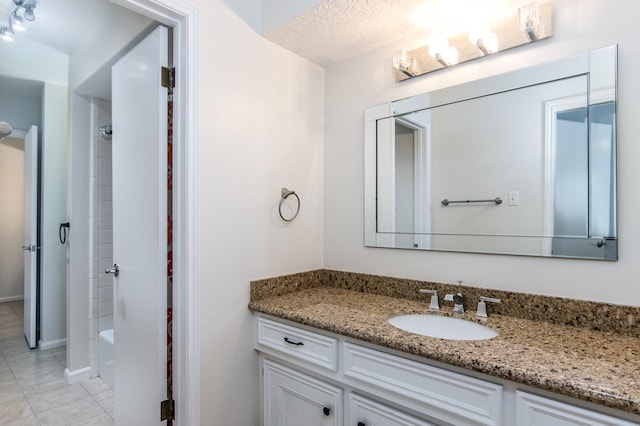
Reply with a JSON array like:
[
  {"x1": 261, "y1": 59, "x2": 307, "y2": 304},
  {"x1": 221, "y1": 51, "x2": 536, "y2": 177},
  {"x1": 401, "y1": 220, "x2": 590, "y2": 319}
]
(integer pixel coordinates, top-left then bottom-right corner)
[{"x1": 508, "y1": 191, "x2": 520, "y2": 206}]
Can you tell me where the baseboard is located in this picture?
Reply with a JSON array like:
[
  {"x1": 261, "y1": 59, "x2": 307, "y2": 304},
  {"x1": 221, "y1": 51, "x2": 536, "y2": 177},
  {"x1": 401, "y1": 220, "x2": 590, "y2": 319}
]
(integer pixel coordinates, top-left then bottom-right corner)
[
  {"x1": 65, "y1": 366, "x2": 92, "y2": 384},
  {"x1": 0, "y1": 295, "x2": 24, "y2": 303},
  {"x1": 39, "y1": 338, "x2": 66, "y2": 351}
]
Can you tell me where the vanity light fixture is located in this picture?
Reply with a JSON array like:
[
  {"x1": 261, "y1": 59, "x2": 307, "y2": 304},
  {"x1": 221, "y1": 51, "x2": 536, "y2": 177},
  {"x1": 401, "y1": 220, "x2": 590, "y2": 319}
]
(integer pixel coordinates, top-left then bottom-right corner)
[
  {"x1": 469, "y1": 26, "x2": 499, "y2": 56},
  {"x1": 392, "y1": 1, "x2": 553, "y2": 81},
  {"x1": 0, "y1": 0, "x2": 37, "y2": 42},
  {"x1": 428, "y1": 37, "x2": 458, "y2": 67},
  {"x1": 393, "y1": 49, "x2": 421, "y2": 77},
  {"x1": 519, "y1": 2, "x2": 542, "y2": 41}
]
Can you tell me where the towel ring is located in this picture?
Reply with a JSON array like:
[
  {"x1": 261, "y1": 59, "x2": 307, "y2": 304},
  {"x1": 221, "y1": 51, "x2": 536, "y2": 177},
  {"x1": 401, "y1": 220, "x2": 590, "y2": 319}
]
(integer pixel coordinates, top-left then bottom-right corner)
[{"x1": 279, "y1": 188, "x2": 300, "y2": 222}]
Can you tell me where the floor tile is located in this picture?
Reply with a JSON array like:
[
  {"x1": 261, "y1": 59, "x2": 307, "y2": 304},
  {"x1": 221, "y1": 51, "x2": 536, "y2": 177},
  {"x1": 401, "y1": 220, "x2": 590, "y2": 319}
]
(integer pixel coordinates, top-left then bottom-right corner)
[
  {"x1": 81, "y1": 377, "x2": 111, "y2": 396},
  {"x1": 9, "y1": 355, "x2": 67, "y2": 388},
  {"x1": 94, "y1": 389, "x2": 114, "y2": 418},
  {"x1": 23, "y1": 382, "x2": 92, "y2": 414},
  {"x1": 36, "y1": 395, "x2": 106, "y2": 425},
  {"x1": 0, "y1": 301, "x2": 115, "y2": 425},
  {"x1": 0, "y1": 383, "x2": 37, "y2": 423}
]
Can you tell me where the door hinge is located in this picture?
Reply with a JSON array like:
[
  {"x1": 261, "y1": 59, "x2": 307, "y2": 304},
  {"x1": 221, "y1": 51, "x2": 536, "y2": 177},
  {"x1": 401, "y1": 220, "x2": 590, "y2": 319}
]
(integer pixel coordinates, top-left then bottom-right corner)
[
  {"x1": 161, "y1": 399, "x2": 175, "y2": 421},
  {"x1": 161, "y1": 66, "x2": 175, "y2": 89}
]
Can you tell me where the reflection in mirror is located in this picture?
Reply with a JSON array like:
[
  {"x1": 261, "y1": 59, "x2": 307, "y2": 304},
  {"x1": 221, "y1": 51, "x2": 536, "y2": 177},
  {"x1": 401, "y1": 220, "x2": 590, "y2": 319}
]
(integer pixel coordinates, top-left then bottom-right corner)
[{"x1": 365, "y1": 45, "x2": 617, "y2": 260}]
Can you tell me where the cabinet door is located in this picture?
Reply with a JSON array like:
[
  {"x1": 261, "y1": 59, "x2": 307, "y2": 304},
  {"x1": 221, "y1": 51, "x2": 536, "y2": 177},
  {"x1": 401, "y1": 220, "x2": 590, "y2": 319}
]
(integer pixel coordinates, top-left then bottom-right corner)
[
  {"x1": 263, "y1": 359, "x2": 342, "y2": 426},
  {"x1": 516, "y1": 391, "x2": 638, "y2": 426},
  {"x1": 348, "y1": 393, "x2": 437, "y2": 426}
]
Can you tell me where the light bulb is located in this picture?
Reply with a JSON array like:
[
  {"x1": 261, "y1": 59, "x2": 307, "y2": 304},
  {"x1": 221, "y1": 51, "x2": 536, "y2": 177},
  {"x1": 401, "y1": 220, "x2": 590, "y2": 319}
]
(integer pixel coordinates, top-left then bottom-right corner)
[
  {"x1": 393, "y1": 49, "x2": 410, "y2": 70},
  {"x1": 428, "y1": 37, "x2": 449, "y2": 60},
  {"x1": 446, "y1": 46, "x2": 459, "y2": 66},
  {"x1": 0, "y1": 27, "x2": 15, "y2": 41},
  {"x1": 11, "y1": 13, "x2": 25, "y2": 31},
  {"x1": 23, "y1": 6, "x2": 35, "y2": 22}
]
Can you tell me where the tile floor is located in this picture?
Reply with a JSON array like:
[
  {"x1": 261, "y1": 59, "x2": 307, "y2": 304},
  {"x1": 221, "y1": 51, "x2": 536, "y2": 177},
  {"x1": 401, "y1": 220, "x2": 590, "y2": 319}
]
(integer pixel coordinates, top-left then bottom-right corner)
[{"x1": 0, "y1": 301, "x2": 114, "y2": 425}]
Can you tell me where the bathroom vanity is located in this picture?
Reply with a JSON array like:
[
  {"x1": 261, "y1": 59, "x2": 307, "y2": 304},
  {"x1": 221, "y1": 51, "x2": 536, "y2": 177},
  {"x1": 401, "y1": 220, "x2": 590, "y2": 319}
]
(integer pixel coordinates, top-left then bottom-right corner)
[{"x1": 250, "y1": 275, "x2": 640, "y2": 426}]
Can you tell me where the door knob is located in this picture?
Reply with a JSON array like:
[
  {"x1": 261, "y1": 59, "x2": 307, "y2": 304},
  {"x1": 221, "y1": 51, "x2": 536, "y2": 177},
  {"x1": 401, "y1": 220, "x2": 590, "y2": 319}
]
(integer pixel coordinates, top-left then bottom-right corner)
[{"x1": 105, "y1": 264, "x2": 120, "y2": 277}]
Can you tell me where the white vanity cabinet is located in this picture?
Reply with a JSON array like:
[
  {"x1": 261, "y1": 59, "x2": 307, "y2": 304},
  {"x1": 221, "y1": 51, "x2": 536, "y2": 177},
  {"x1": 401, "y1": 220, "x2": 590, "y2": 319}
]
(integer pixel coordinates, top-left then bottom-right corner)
[
  {"x1": 515, "y1": 391, "x2": 639, "y2": 426},
  {"x1": 263, "y1": 359, "x2": 342, "y2": 426},
  {"x1": 255, "y1": 315, "x2": 640, "y2": 426},
  {"x1": 348, "y1": 393, "x2": 436, "y2": 426}
]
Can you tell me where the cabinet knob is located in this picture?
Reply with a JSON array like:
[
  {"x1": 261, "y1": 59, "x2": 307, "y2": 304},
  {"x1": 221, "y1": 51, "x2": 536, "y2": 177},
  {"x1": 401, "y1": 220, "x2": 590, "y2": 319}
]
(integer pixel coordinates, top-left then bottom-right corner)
[{"x1": 323, "y1": 406, "x2": 331, "y2": 416}]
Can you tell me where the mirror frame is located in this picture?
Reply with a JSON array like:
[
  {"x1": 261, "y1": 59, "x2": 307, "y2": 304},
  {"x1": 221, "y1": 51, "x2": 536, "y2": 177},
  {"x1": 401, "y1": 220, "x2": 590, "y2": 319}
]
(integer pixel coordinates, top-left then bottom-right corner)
[{"x1": 364, "y1": 45, "x2": 618, "y2": 260}]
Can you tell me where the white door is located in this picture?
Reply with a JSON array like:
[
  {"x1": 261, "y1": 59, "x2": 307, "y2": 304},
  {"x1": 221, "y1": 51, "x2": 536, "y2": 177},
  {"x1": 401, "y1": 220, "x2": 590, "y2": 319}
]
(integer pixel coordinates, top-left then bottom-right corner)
[
  {"x1": 23, "y1": 125, "x2": 38, "y2": 349},
  {"x1": 112, "y1": 26, "x2": 168, "y2": 425}
]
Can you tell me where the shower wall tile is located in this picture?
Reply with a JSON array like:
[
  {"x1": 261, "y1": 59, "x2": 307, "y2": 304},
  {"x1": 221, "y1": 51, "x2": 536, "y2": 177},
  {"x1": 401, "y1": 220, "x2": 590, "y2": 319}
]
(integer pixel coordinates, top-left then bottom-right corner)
[
  {"x1": 98, "y1": 200, "x2": 112, "y2": 216},
  {"x1": 98, "y1": 215, "x2": 112, "y2": 231},
  {"x1": 99, "y1": 186, "x2": 112, "y2": 202},
  {"x1": 97, "y1": 301, "x2": 112, "y2": 317},
  {"x1": 99, "y1": 244, "x2": 112, "y2": 260},
  {"x1": 98, "y1": 229, "x2": 112, "y2": 244},
  {"x1": 98, "y1": 316, "x2": 113, "y2": 333},
  {"x1": 99, "y1": 156, "x2": 112, "y2": 173},
  {"x1": 98, "y1": 143, "x2": 111, "y2": 159},
  {"x1": 99, "y1": 273, "x2": 112, "y2": 289},
  {"x1": 98, "y1": 286, "x2": 112, "y2": 302},
  {"x1": 99, "y1": 171, "x2": 112, "y2": 186}
]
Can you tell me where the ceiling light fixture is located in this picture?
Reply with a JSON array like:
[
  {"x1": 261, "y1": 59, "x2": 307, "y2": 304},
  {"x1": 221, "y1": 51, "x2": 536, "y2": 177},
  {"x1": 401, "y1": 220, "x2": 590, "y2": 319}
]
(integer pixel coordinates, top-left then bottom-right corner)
[{"x1": 0, "y1": 0, "x2": 37, "y2": 42}]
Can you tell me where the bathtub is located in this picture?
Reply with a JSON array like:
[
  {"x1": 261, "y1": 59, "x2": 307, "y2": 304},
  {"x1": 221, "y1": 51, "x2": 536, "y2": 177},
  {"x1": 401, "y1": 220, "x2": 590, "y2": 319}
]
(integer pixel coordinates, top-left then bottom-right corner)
[{"x1": 98, "y1": 329, "x2": 114, "y2": 389}]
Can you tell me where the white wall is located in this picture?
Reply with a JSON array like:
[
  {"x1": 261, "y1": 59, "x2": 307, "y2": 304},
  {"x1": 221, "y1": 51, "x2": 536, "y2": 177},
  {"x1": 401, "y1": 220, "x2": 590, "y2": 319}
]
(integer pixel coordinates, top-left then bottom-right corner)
[
  {"x1": 67, "y1": 93, "x2": 92, "y2": 375},
  {"x1": 0, "y1": 138, "x2": 25, "y2": 301},
  {"x1": 95, "y1": 101, "x2": 114, "y2": 336},
  {"x1": 324, "y1": 0, "x2": 640, "y2": 306},
  {"x1": 0, "y1": 38, "x2": 68, "y2": 86},
  {"x1": 68, "y1": 4, "x2": 152, "y2": 93},
  {"x1": 197, "y1": 1, "x2": 324, "y2": 425},
  {"x1": 40, "y1": 82, "x2": 69, "y2": 349}
]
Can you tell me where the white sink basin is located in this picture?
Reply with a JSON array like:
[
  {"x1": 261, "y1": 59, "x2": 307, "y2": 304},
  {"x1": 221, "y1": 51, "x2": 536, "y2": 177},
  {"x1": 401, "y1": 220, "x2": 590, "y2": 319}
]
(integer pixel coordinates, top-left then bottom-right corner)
[{"x1": 388, "y1": 314, "x2": 499, "y2": 341}]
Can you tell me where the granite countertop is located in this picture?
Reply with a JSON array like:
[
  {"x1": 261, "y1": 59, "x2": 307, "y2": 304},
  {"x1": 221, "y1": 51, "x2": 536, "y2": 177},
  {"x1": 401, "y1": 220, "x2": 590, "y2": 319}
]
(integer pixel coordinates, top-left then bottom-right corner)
[{"x1": 249, "y1": 287, "x2": 640, "y2": 416}]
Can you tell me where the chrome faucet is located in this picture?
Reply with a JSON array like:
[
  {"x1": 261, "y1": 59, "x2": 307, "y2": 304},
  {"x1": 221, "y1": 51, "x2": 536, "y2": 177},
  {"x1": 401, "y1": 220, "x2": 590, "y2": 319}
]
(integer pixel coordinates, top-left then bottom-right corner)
[
  {"x1": 444, "y1": 280, "x2": 465, "y2": 314},
  {"x1": 419, "y1": 289, "x2": 440, "y2": 311},
  {"x1": 476, "y1": 296, "x2": 501, "y2": 318}
]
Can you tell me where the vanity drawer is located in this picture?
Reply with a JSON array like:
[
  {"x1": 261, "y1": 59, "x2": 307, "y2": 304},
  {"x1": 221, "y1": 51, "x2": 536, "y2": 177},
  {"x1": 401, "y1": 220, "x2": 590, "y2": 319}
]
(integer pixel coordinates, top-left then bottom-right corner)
[
  {"x1": 343, "y1": 342, "x2": 502, "y2": 426},
  {"x1": 348, "y1": 392, "x2": 436, "y2": 426},
  {"x1": 256, "y1": 317, "x2": 339, "y2": 372}
]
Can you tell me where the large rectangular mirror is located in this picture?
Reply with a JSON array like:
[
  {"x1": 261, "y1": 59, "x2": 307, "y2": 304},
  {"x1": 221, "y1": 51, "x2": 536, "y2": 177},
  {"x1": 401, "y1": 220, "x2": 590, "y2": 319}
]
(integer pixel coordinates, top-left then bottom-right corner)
[{"x1": 364, "y1": 45, "x2": 617, "y2": 260}]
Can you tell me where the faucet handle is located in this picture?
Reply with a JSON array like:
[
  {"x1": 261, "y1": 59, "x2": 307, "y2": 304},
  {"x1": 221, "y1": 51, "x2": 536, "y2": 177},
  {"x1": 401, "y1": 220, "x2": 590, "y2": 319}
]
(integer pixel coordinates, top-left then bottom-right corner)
[
  {"x1": 419, "y1": 289, "x2": 440, "y2": 311},
  {"x1": 476, "y1": 296, "x2": 501, "y2": 318}
]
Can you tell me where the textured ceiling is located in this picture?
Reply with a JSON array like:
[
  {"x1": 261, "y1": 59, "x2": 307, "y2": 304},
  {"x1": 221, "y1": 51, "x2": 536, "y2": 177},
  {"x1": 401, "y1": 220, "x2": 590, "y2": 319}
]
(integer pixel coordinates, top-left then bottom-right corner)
[{"x1": 263, "y1": 0, "x2": 541, "y2": 67}]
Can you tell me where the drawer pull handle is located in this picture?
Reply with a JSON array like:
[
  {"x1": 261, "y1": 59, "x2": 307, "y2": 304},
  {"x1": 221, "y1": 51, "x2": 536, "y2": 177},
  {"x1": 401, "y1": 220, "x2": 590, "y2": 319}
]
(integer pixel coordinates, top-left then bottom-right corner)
[
  {"x1": 323, "y1": 406, "x2": 331, "y2": 416},
  {"x1": 283, "y1": 337, "x2": 304, "y2": 346}
]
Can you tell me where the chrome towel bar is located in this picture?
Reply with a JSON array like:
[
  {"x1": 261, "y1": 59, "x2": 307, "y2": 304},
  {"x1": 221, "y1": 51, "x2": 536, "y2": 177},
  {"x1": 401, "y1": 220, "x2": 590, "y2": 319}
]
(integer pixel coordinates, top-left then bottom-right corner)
[{"x1": 441, "y1": 197, "x2": 502, "y2": 206}]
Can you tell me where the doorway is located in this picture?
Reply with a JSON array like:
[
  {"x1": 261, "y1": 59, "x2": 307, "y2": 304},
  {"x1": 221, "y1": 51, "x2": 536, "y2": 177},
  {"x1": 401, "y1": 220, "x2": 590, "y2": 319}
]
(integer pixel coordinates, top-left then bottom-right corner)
[{"x1": 0, "y1": 0, "x2": 199, "y2": 423}]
